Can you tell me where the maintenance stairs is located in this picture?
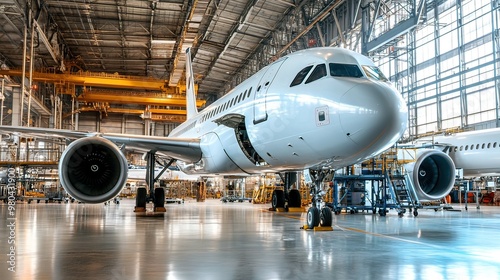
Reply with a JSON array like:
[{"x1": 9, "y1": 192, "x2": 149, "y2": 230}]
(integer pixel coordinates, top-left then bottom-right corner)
[{"x1": 386, "y1": 173, "x2": 421, "y2": 217}]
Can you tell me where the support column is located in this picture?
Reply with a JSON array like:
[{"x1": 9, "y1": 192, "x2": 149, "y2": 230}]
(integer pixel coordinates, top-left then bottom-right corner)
[{"x1": 492, "y1": 0, "x2": 500, "y2": 126}]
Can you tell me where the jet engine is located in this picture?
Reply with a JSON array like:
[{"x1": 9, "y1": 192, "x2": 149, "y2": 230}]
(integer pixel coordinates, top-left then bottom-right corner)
[
  {"x1": 404, "y1": 149, "x2": 456, "y2": 201},
  {"x1": 58, "y1": 137, "x2": 128, "y2": 203}
]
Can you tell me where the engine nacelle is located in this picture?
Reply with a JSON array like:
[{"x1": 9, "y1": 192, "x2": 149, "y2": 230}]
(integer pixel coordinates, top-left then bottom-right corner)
[
  {"x1": 404, "y1": 149, "x2": 456, "y2": 201},
  {"x1": 59, "y1": 137, "x2": 128, "y2": 203}
]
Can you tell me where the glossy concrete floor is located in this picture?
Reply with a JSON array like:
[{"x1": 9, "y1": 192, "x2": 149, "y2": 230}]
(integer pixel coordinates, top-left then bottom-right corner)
[{"x1": 1, "y1": 199, "x2": 500, "y2": 280}]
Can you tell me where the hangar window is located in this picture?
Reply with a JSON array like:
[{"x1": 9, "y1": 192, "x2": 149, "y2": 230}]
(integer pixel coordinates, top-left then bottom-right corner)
[
  {"x1": 330, "y1": 63, "x2": 364, "y2": 78},
  {"x1": 305, "y1": 64, "x2": 327, "y2": 84},
  {"x1": 362, "y1": 65, "x2": 389, "y2": 81},
  {"x1": 290, "y1": 65, "x2": 313, "y2": 87}
]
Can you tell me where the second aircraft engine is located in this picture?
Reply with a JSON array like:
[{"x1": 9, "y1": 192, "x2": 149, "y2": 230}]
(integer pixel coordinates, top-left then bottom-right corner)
[
  {"x1": 58, "y1": 137, "x2": 128, "y2": 203},
  {"x1": 404, "y1": 149, "x2": 456, "y2": 201}
]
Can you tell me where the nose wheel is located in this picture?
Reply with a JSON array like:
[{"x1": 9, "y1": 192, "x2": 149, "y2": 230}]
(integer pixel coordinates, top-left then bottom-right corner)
[{"x1": 307, "y1": 207, "x2": 320, "y2": 228}]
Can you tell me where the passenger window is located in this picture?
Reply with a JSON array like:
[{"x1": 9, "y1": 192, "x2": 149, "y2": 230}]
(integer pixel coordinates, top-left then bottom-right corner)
[
  {"x1": 290, "y1": 66, "x2": 313, "y2": 87},
  {"x1": 242, "y1": 89, "x2": 247, "y2": 101},
  {"x1": 247, "y1": 87, "x2": 252, "y2": 98},
  {"x1": 482, "y1": 143, "x2": 485, "y2": 149},
  {"x1": 465, "y1": 145, "x2": 468, "y2": 150},
  {"x1": 470, "y1": 145, "x2": 474, "y2": 150},
  {"x1": 459, "y1": 146, "x2": 463, "y2": 151},
  {"x1": 495, "y1": 142, "x2": 497, "y2": 148},
  {"x1": 330, "y1": 63, "x2": 364, "y2": 78},
  {"x1": 305, "y1": 64, "x2": 327, "y2": 84},
  {"x1": 238, "y1": 92, "x2": 244, "y2": 103},
  {"x1": 488, "y1": 143, "x2": 491, "y2": 148},
  {"x1": 454, "y1": 146, "x2": 458, "y2": 152},
  {"x1": 476, "y1": 144, "x2": 480, "y2": 149}
]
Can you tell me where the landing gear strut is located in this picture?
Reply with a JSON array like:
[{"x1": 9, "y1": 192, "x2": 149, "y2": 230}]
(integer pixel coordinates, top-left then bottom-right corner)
[
  {"x1": 134, "y1": 151, "x2": 174, "y2": 212},
  {"x1": 307, "y1": 169, "x2": 333, "y2": 228}
]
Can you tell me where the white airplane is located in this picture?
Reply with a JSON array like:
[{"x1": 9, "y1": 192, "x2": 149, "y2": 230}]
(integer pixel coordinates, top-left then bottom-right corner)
[
  {"x1": 0, "y1": 47, "x2": 408, "y2": 225},
  {"x1": 430, "y1": 127, "x2": 500, "y2": 177}
]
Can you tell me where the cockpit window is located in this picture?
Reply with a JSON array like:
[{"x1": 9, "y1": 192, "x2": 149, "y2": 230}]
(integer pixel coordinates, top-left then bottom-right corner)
[
  {"x1": 329, "y1": 63, "x2": 364, "y2": 78},
  {"x1": 305, "y1": 64, "x2": 327, "y2": 84},
  {"x1": 362, "y1": 65, "x2": 389, "y2": 82},
  {"x1": 290, "y1": 65, "x2": 313, "y2": 87}
]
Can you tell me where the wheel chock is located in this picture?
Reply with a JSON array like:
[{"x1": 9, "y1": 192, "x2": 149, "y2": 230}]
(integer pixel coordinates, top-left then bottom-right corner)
[
  {"x1": 154, "y1": 207, "x2": 166, "y2": 212},
  {"x1": 134, "y1": 207, "x2": 146, "y2": 212},
  {"x1": 288, "y1": 207, "x2": 305, "y2": 213},
  {"x1": 300, "y1": 225, "x2": 333, "y2": 231},
  {"x1": 314, "y1": 226, "x2": 333, "y2": 231},
  {"x1": 276, "y1": 207, "x2": 287, "y2": 212}
]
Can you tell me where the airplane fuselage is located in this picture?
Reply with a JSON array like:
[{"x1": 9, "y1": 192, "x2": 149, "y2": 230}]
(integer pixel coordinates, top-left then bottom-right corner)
[
  {"x1": 433, "y1": 127, "x2": 500, "y2": 177},
  {"x1": 170, "y1": 48, "x2": 408, "y2": 175}
]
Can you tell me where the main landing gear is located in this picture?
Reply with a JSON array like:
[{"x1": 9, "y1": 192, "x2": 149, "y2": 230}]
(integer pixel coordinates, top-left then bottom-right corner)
[
  {"x1": 134, "y1": 151, "x2": 173, "y2": 213},
  {"x1": 306, "y1": 169, "x2": 333, "y2": 229},
  {"x1": 270, "y1": 172, "x2": 302, "y2": 211}
]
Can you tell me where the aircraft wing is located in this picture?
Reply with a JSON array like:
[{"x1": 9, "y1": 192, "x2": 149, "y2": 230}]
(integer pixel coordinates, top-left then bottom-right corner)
[{"x1": 0, "y1": 126, "x2": 201, "y2": 163}]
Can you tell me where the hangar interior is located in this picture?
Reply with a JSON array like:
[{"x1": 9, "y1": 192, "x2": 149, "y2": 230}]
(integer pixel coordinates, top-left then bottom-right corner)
[
  {"x1": 1, "y1": 0, "x2": 500, "y2": 279},
  {"x1": 0, "y1": 0, "x2": 499, "y2": 206}
]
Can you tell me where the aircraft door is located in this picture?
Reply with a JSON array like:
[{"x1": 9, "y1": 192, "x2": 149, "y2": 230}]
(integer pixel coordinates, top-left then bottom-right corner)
[{"x1": 253, "y1": 58, "x2": 287, "y2": 124}]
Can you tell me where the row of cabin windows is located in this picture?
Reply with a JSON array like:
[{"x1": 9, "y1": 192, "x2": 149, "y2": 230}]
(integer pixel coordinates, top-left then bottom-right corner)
[
  {"x1": 449, "y1": 142, "x2": 498, "y2": 153},
  {"x1": 290, "y1": 63, "x2": 388, "y2": 87},
  {"x1": 201, "y1": 87, "x2": 253, "y2": 123}
]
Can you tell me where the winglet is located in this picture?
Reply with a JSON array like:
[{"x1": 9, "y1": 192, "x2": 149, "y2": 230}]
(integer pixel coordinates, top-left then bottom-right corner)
[{"x1": 185, "y1": 48, "x2": 198, "y2": 120}]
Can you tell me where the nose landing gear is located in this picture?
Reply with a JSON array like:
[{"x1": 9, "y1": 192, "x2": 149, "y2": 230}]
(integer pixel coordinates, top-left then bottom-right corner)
[{"x1": 306, "y1": 169, "x2": 333, "y2": 230}]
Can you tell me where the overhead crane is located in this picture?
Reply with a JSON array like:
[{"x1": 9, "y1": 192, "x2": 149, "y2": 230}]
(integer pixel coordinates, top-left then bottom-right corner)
[
  {"x1": 0, "y1": 68, "x2": 193, "y2": 93},
  {"x1": 0, "y1": 68, "x2": 206, "y2": 122},
  {"x1": 77, "y1": 90, "x2": 205, "y2": 107}
]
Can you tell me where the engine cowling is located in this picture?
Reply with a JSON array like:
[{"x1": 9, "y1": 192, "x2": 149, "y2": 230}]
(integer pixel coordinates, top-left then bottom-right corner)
[
  {"x1": 404, "y1": 149, "x2": 455, "y2": 201},
  {"x1": 59, "y1": 137, "x2": 128, "y2": 203}
]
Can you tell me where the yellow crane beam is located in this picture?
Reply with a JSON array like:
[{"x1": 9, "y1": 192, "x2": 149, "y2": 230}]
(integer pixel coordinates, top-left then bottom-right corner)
[
  {"x1": 0, "y1": 69, "x2": 196, "y2": 94},
  {"x1": 77, "y1": 92, "x2": 205, "y2": 107},
  {"x1": 70, "y1": 106, "x2": 188, "y2": 123}
]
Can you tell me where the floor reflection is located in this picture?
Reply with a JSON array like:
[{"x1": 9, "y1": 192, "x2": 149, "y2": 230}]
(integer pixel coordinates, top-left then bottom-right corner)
[{"x1": 1, "y1": 200, "x2": 500, "y2": 279}]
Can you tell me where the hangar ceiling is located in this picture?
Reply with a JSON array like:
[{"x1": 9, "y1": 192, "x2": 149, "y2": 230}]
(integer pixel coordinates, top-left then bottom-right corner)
[
  {"x1": 0, "y1": 0, "x2": 426, "y2": 126},
  {"x1": 0, "y1": 0, "x2": 296, "y2": 96}
]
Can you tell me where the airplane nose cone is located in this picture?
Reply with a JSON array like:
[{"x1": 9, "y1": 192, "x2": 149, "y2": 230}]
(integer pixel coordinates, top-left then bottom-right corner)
[{"x1": 339, "y1": 82, "x2": 407, "y2": 155}]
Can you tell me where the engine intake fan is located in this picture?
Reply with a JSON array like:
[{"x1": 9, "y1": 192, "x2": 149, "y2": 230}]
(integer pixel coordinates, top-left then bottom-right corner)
[
  {"x1": 404, "y1": 149, "x2": 456, "y2": 201},
  {"x1": 59, "y1": 137, "x2": 128, "y2": 203}
]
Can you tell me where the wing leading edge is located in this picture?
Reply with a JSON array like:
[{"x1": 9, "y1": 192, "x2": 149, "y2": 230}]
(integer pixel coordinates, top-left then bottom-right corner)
[{"x1": 0, "y1": 125, "x2": 202, "y2": 163}]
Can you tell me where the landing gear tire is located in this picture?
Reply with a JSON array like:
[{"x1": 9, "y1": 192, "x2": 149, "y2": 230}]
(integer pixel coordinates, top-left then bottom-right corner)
[
  {"x1": 288, "y1": 189, "x2": 301, "y2": 208},
  {"x1": 307, "y1": 207, "x2": 320, "y2": 228},
  {"x1": 413, "y1": 210, "x2": 418, "y2": 217},
  {"x1": 271, "y1": 190, "x2": 285, "y2": 210},
  {"x1": 154, "y1": 188, "x2": 165, "y2": 208},
  {"x1": 136, "y1": 187, "x2": 147, "y2": 208},
  {"x1": 378, "y1": 208, "x2": 387, "y2": 217},
  {"x1": 320, "y1": 207, "x2": 332, "y2": 227}
]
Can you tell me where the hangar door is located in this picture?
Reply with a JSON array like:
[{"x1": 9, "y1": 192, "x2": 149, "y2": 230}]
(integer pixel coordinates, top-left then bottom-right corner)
[{"x1": 253, "y1": 57, "x2": 287, "y2": 124}]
